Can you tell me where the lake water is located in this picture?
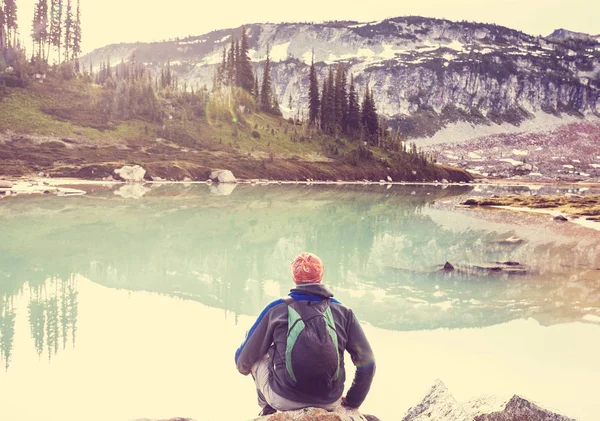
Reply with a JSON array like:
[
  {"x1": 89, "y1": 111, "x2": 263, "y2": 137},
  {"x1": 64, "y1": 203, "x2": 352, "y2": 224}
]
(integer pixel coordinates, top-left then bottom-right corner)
[{"x1": 1, "y1": 184, "x2": 599, "y2": 421}]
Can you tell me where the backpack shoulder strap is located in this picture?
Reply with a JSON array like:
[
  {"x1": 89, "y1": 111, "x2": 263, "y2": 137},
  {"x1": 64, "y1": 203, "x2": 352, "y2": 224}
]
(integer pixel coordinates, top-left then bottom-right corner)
[{"x1": 283, "y1": 296, "x2": 294, "y2": 305}]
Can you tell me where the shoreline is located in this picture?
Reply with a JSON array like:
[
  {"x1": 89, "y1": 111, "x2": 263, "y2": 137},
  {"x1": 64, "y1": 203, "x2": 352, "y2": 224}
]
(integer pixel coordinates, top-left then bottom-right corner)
[
  {"x1": 491, "y1": 205, "x2": 600, "y2": 232},
  {"x1": 3, "y1": 175, "x2": 600, "y2": 188}
]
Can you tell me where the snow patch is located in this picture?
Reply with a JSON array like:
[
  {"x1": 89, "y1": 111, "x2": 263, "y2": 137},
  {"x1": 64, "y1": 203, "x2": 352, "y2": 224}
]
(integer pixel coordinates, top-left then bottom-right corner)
[{"x1": 270, "y1": 42, "x2": 291, "y2": 62}]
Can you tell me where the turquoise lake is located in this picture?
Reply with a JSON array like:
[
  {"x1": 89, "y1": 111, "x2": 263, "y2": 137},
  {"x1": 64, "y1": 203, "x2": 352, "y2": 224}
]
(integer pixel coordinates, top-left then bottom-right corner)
[{"x1": 0, "y1": 183, "x2": 599, "y2": 420}]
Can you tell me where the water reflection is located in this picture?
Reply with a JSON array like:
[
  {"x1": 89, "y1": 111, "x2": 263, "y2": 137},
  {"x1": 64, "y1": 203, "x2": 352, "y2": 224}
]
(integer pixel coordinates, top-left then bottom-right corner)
[
  {"x1": 0, "y1": 184, "x2": 599, "y2": 369},
  {"x1": 0, "y1": 277, "x2": 78, "y2": 370}
]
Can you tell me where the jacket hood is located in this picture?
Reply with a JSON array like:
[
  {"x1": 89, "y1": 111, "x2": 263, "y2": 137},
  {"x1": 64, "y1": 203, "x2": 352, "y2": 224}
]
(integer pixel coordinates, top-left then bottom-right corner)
[{"x1": 289, "y1": 283, "x2": 334, "y2": 299}]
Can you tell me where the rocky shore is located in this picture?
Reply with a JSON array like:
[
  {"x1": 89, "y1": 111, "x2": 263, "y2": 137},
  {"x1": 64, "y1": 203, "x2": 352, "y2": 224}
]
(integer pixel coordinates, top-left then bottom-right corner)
[
  {"x1": 137, "y1": 380, "x2": 575, "y2": 421},
  {"x1": 462, "y1": 194, "x2": 600, "y2": 226}
]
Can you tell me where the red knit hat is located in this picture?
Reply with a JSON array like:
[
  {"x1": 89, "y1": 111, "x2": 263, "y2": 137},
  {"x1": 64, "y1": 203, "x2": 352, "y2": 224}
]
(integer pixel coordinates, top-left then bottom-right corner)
[{"x1": 291, "y1": 252, "x2": 324, "y2": 284}]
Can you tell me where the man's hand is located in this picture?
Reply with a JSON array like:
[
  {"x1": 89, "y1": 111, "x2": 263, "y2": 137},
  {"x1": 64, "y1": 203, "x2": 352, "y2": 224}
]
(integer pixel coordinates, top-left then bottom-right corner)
[{"x1": 342, "y1": 396, "x2": 359, "y2": 409}]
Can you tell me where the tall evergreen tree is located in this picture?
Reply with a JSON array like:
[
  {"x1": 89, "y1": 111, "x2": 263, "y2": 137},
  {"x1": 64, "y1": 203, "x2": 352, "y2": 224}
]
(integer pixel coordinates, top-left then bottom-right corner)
[
  {"x1": 50, "y1": 0, "x2": 63, "y2": 63},
  {"x1": 237, "y1": 27, "x2": 254, "y2": 93},
  {"x1": 253, "y1": 74, "x2": 259, "y2": 102},
  {"x1": 346, "y1": 74, "x2": 360, "y2": 136},
  {"x1": 260, "y1": 45, "x2": 273, "y2": 112},
  {"x1": 308, "y1": 51, "x2": 320, "y2": 126},
  {"x1": 71, "y1": 0, "x2": 81, "y2": 60},
  {"x1": 63, "y1": 0, "x2": 72, "y2": 61},
  {"x1": 32, "y1": 0, "x2": 48, "y2": 59},
  {"x1": 334, "y1": 64, "x2": 347, "y2": 134},
  {"x1": 0, "y1": 5, "x2": 6, "y2": 50},
  {"x1": 320, "y1": 78, "x2": 328, "y2": 132},
  {"x1": 226, "y1": 36, "x2": 235, "y2": 86},
  {"x1": 361, "y1": 86, "x2": 379, "y2": 145},
  {"x1": 4, "y1": 0, "x2": 17, "y2": 47}
]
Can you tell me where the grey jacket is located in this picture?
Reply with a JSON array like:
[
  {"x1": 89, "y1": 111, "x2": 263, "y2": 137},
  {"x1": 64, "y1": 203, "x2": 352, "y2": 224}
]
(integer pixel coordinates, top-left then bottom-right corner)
[{"x1": 235, "y1": 283, "x2": 375, "y2": 408}]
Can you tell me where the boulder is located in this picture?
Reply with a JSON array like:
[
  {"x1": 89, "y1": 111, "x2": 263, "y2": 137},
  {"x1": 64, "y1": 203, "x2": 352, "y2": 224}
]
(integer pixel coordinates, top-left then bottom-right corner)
[
  {"x1": 0, "y1": 180, "x2": 14, "y2": 188},
  {"x1": 255, "y1": 406, "x2": 378, "y2": 421},
  {"x1": 553, "y1": 215, "x2": 569, "y2": 221},
  {"x1": 209, "y1": 169, "x2": 237, "y2": 183},
  {"x1": 387, "y1": 176, "x2": 393, "y2": 182},
  {"x1": 114, "y1": 165, "x2": 146, "y2": 183}
]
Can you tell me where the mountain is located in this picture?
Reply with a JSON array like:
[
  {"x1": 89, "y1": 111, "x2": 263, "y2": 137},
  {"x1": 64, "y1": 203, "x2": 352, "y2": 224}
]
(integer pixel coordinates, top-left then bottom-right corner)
[
  {"x1": 80, "y1": 17, "x2": 600, "y2": 180},
  {"x1": 548, "y1": 28, "x2": 600, "y2": 42}
]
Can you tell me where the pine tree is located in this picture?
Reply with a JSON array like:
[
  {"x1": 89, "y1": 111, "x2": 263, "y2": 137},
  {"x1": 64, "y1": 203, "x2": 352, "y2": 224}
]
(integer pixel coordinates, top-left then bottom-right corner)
[
  {"x1": 32, "y1": 2, "x2": 41, "y2": 56},
  {"x1": 253, "y1": 74, "x2": 259, "y2": 102},
  {"x1": 50, "y1": 0, "x2": 63, "y2": 63},
  {"x1": 334, "y1": 64, "x2": 347, "y2": 135},
  {"x1": 308, "y1": 51, "x2": 320, "y2": 126},
  {"x1": 346, "y1": 74, "x2": 360, "y2": 136},
  {"x1": 226, "y1": 36, "x2": 235, "y2": 86},
  {"x1": 234, "y1": 39, "x2": 240, "y2": 86},
  {"x1": 320, "y1": 78, "x2": 328, "y2": 132},
  {"x1": 63, "y1": 0, "x2": 72, "y2": 61},
  {"x1": 0, "y1": 5, "x2": 6, "y2": 50},
  {"x1": 361, "y1": 86, "x2": 379, "y2": 145},
  {"x1": 260, "y1": 45, "x2": 273, "y2": 112},
  {"x1": 71, "y1": 0, "x2": 81, "y2": 60},
  {"x1": 4, "y1": 0, "x2": 17, "y2": 48},
  {"x1": 238, "y1": 27, "x2": 255, "y2": 93}
]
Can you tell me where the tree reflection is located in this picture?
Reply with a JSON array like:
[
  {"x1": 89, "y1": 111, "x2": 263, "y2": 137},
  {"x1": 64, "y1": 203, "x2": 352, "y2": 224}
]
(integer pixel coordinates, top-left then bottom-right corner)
[{"x1": 0, "y1": 295, "x2": 16, "y2": 371}]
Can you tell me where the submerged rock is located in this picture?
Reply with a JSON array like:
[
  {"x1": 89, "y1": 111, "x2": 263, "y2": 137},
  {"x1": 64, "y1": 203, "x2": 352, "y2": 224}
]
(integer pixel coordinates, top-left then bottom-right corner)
[
  {"x1": 443, "y1": 262, "x2": 455, "y2": 271},
  {"x1": 114, "y1": 165, "x2": 147, "y2": 182}
]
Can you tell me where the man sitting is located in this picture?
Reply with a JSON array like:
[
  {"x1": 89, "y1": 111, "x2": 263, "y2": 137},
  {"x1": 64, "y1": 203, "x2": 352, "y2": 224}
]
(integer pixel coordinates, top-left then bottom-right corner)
[{"x1": 235, "y1": 252, "x2": 376, "y2": 415}]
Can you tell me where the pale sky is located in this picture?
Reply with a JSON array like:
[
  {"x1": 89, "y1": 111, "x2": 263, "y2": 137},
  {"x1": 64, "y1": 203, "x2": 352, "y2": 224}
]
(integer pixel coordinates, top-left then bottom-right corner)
[{"x1": 15, "y1": 0, "x2": 600, "y2": 55}]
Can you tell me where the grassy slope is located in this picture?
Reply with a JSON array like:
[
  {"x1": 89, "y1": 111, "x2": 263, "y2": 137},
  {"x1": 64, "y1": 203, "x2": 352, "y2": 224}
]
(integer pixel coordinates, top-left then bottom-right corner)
[{"x1": 0, "y1": 77, "x2": 471, "y2": 182}]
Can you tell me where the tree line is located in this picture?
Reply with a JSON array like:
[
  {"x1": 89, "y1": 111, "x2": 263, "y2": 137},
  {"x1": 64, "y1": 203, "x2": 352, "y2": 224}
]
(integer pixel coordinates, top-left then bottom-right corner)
[
  {"x1": 0, "y1": 0, "x2": 82, "y2": 65},
  {"x1": 213, "y1": 27, "x2": 281, "y2": 116}
]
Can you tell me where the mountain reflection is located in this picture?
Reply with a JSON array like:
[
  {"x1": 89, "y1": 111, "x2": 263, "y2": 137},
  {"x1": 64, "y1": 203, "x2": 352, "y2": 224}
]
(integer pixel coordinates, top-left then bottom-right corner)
[{"x1": 0, "y1": 183, "x2": 599, "y2": 369}]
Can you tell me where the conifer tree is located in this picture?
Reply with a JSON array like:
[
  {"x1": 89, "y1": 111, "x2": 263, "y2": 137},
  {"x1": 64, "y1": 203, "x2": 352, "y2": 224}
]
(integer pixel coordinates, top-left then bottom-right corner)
[
  {"x1": 4, "y1": 0, "x2": 17, "y2": 47},
  {"x1": 238, "y1": 27, "x2": 254, "y2": 93},
  {"x1": 253, "y1": 74, "x2": 259, "y2": 102},
  {"x1": 71, "y1": 0, "x2": 81, "y2": 60},
  {"x1": 32, "y1": 0, "x2": 48, "y2": 59},
  {"x1": 334, "y1": 64, "x2": 347, "y2": 134},
  {"x1": 63, "y1": 0, "x2": 72, "y2": 61},
  {"x1": 320, "y1": 78, "x2": 328, "y2": 132},
  {"x1": 226, "y1": 36, "x2": 235, "y2": 86},
  {"x1": 50, "y1": 0, "x2": 63, "y2": 63},
  {"x1": 308, "y1": 51, "x2": 320, "y2": 126},
  {"x1": 260, "y1": 45, "x2": 273, "y2": 112},
  {"x1": 346, "y1": 74, "x2": 360, "y2": 136},
  {"x1": 361, "y1": 86, "x2": 379, "y2": 145},
  {"x1": 0, "y1": 5, "x2": 6, "y2": 50}
]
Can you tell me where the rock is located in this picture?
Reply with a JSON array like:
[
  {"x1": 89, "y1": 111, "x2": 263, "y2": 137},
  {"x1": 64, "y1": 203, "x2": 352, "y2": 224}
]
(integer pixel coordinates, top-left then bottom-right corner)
[
  {"x1": 402, "y1": 379, "x2": 471, "y2": 421},
  {"x1": 0, "y1": 180, "x2": 14, "y2": 188},
  {"x1": 114, "y1": 184, "x2": 151, "y2": 199},
  {"x1": 441, "y1": 179, "x2": 449, "y2": 184},
  {"x1": 209, "y1": 169, "x2": 237, "y2": 183},
  {"x1": 387, "y1": 176, "x2": 393, "y2": 182},
  {"x1": 468, "y1": 395, "x2": 575, "y2": 421},
  {"x1": 255, "y1": 406, "x2": 376, "y2": 421},
  {"x1": 553, "y1": 215, "x2": 569, "y2": 221},
  {"x1": 151, "y1": 176, "x2": 165, "y2": 182},
  {"x1": 443, "y1": 262, "x2": 455, "y2": 271},
  {"x1": 403, "y1": 380, "x2": 575, "y2": 421},
  {"x1": 114, "y1": 165, "x2": 146, "y2": 183},
  {"x1": 37, "y1": 172, "x2": 46, "y2": 177}
]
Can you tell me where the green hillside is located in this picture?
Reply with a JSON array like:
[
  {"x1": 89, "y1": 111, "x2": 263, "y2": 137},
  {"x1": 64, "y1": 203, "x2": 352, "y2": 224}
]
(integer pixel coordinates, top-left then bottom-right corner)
[{"x1": 0, "y1": 74, "x2": 471, "y2": 182}]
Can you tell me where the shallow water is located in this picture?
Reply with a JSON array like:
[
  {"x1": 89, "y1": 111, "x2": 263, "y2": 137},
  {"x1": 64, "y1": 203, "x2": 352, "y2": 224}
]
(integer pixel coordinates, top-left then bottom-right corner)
[{"x1": 0, "y1": 184, "x2": 599, "y2": 420}]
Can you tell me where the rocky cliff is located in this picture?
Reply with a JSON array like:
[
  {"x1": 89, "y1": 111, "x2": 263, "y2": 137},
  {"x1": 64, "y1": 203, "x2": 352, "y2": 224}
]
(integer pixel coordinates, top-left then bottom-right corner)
[{"x1": 81, "y1": 16, "x2": 600, "y2": 140}]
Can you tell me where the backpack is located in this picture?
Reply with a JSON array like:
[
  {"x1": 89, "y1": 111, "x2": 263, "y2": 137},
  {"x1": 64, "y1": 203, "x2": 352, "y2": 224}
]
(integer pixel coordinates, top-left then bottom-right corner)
[{"x1": 283, "y1": 297, "x2": 341, "y2": 394}]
